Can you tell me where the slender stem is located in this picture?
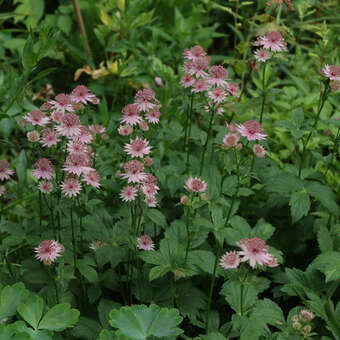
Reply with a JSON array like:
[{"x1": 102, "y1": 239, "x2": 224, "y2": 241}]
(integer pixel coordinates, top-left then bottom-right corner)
[
  {"x1": 184, "y1": 205, "x2": 191, "y2": 262},
  {"x1": 199, "y1": 108, "x2": 215, "y2": 176},
  {"x1": 48, "y1": 266, "x2": 59, "y2": 304},
  {"x1": 259, "y1": 63, "x2": 267, "y2": 124},
  {"x1": 205, "y1": 238, "x2": 220, "y2": 333},
  {"x1": 240, "y1": 276, "x2": 245, "y2": 316},
  {"x1": 185, "y1": 93, "x2": 194, "y2": 174},
  {"x1": 298, "y1": 81, "x2": 330, "y2": 177},
  {"x1": 70, "y1": 206, "x2": 77, "y2": 270}
]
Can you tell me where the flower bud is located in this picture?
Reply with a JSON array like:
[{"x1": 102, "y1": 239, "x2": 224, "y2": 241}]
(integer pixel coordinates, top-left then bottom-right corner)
[
  {"x1": 27, "y1": 131, "x2": 40, "y2": 142},
  {"x1": 180, "y1": 195, "x2": 189, "y2": 205},
  {"x1": 154, "y1": 77, "x2": 164, "y2": 87}
]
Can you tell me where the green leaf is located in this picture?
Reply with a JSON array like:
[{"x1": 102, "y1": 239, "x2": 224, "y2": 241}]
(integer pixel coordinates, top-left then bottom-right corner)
[
  {"x1": 289, "y1": 190, "x2": 310, "y2": 223},
  {"x1": 38, "y1": 303, "x2": 80, "y2": 331},
  {"x1": 311, "y1": 252, "x2": 340, "y2": 282},
  {"x1": 251, "y1": 219, "x2": 275, "y2": 240},
  {"x1": 317, "y1": 225, "x2": 333, "y2": 253},
  {"x1": 16, "y1": 150, "x2": 27, "y2": 184},
  {"x1": 22, "y1": 32, "x2": 36, "y2": 72},
  {"x1": 77, "y1": 260, "x2": 99, "y2": 283},
  {"x1": 17, "y1": 295, "x2": 44, "y2": 330},
  {"x1": 57, "y1": 15, "x2": 72, "y2": 34},
  {"x1": 0, "y1": 282, "x2": 29, "y2": 319},
  {"x1": 146, "y1": 209, "x2": 167, "y2": 227},
  {"x1": 98, "y1": 330, "x2": 132, "y2": 339},
  {"x1": 70, "y1": 317, "x2": 101, "y2": 340},
  {"x1": 109, "y1": 304, "x2": 183, "y2": 339}
]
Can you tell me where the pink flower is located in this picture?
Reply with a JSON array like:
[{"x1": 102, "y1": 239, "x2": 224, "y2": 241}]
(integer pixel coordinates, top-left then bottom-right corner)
[
  {"x1": 135, "y1": 89, "x2": 157, "y2": 112},
  {"x1": 121, "y1": 104, "x2": 142, "y2": 126},
  {"x1": 118, "y1": 125, "x2": 133, "y2": 136},
  {"x1": 321, "y1": 65, "x2": 340, "y2": 81},
  {"x1": 139, "y1": 120, "x2": 149, "y2": 131},
  {"x1": 223, "y1": 133, "x2": 240, "y2": 148},
  {"x1": 77, "y1": 126, "x2": 93, "y2": 144},
  {"x1": 38, "y1": 180, "x2": 53, "y2": 194},
  {"x1": 299, "y1": 310, "x2": 315, "y2": 322},
  {"x1": 208, "y1": 65, "x2": 229, "y2": 87},
  {"x1": 141, "y1": 184, "x2": 158, "y2": 197},
  {"x1": 51, "y1": 110, "x2": 64, "y2": 123},
  {"x1": 32, "y1": 158, "x2": 54, "y2": 180},
  {"x1": 25, "y1": 110, "x2": 50, "y2": 126},
  {"x1": 41, "y1": 128, "x2": 59, "y2": 147},
  {"x1": 35, "y1": 240, "x2": 64, "y2": 265},
  {"x1": 192, "y1": 79, "x2": 210, "y2": 93},
  {"x1": 253, "y1": 144, "x2": 266, "y2": 157},
  {"x1": 120, "y1": 186, "x2": 138, "y2": 202},
  {"x1": 89, "y1": 125, "x2": 106, "y2": 134},
  {"x1": 220, "y1": 251, "x2": 240, "y2": 269},
  {"x1": 183, "y1": 45, "x2": 207, "y2": 60},
  {"x1": 83, "y1": 170, "x2": 101, "y2": 188},
  {"x1": 124, "y1": 137, "x2": 152, "y2": 158},
  {"x1": 185, "y1": 177, "x2": 207, "y2": 193},
  {"x1": 144, "y1": 195, "x2": 157, "y2": 207},
  {"x1": 66, "y1": 139, "x2": 87, "y2": 154},
  {"x1": 27, "y1": 131, "x2": 40, "y2": 142},
  {"x1": 48, "y1": 94, "x2": 74, "y2": 114},
  {"x1": 63, "y1": 153, "x2": 93, "y2": 176},
  {"x1": 237, "y1": 120, "x2": 267, "y2": 141},
  {"x1": 237, "y1": 238, "x2": 272, "y2": 268},
  {"x1": 55, "y1": 113, "x2": 82, "y2": 138},
  {"x1": 188, "y1": 56, "x2": 210, "y2": 78},
  {"x1": 226, "y1": 123, "x2": 238, "y2": 133},
  {"x1": 154, "y1": 77, "x2": 163, "y2": 87},
  {"x1": 121, "y1": 160, "x2": 147, "y2": 183},
  {"x1": 61, "y1": 178, "x2": 82, "y2": 198},
  {"x1": 181, "y1": 74, "x2": 195, "y2": 88},
  {"x1": 225, "y1": 82, "x2": 240, "y2": 97},
  {"x1": 253, "y1": 31, "x2": 287, "y2": 52},
  {"x1": 208, "y1": 87, "x2": 227, "y2": 104},
  {"x1": 0, "y1": 161, "x2": 14, "y2": 181},
  {"x1": 264, "y1": 253, "x2": 279, "y2": 267},
  {"x1": 137, "y1": 235, "x2": 155, "y2": 250},
  {"x1": 145, "y1": 109, "x2": 161, "y2": 124},
  {"x1": 254, "y1": 48, "x2": 271, "y2": 62},
  {"x1": 71, "y1": 85, "x2": 98, "y2": 104}
]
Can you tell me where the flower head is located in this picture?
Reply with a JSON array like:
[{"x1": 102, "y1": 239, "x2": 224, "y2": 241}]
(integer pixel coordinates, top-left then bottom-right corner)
[
  {"x1": 321, "y1": 64, "x2": 340, "y2": 81},
  {"x1": 253, "y1": 31, "x2": 287, "y2": 52},
  {"x1": 32, "y1": 158, "x2": 54, "y2": 180},
  {"x1": 121, "y1": 160, "x2": 146, "y2": 183},
  {"x1": 220, "y1": 251, "x2": 240, "y2": 269},
  {"x1": 124, "y1": 137, "x2": 152, "y2": 158},
  {"x1": 61, "y1": 178, "x2": 81, "y2": 198},
  {"x1": 208, "y1": 65, "x2": 229, "y2": 87},
  {"x1": 254, "y1": 48, "x2": 271, "y2": 62},
  {"x1": 264, "y1": 253, "x2": 279, "y2": 267},
  {"x1": 184, "y1": 45, "x2": 207, "y2": 61},
  {"x1": 77, "y1": 126, "x2": 93, "y2": 144},
  {"x1": 120, "y1": 186, "x2": 138, "y2": 202},
  {"x1": 0, "y1": 161, "x2": 14, "y2": 181},
  {"x1": 253, "y1": 144, "x2": 266, "y2": 157},
  {"x1": 192, "y1": 79, "x2": 210, "y2": 93},
  {"x1": 38, "y1": 180, "x2": 53, "y2": 194},
  {"x1": 137, "y1": 235, "x2": 155, "y2": 250},
  {"x1": 41, "y1": 128, "x2": 59, "y2": 147},
  {"x1": 299, "y1": 310, "x2": 315, "y2": 322},
  {"x1": 118, "y1": 125, "x2": 133, "y2": 136},
  {"x1": 71, "y1": 85, "x2": 98, "y2": 104},
  {"x1": 25, "y1": 110, "x2": 50, "y2": 126},
  {"x1": 185, "y1": 177, "x2": 207, "y2": 193},
  {"x1": 154, "y1": 77, "x2": 163, "y2": 87},
  {"x1": 181, "y1": 74, "x2": 195, "y2": 88},
  {"x1": 237, "y1": 238, "x2": 272, "y2": 268},
  {"x1": 189, "y1": 56, "x2": 210, "y2": 78},
  {"x1": 223, "y1": 133, "x2": 240, "y2": 148},
  {"x1": 121, "y1": 104, "x2": 142, "y2": 126},
  {"x1": 63, "y1": 153, "x2": 93, "y2": 176},
  {"x1": 83, "y1": 170, "x2": 101, "y2": 188},
  {"x1": 237, "y1": 120, "x2": 267, "y2": 141},
  {"x1": 146, "y1": 109, "x2": 161, "y2": 124},
  {"x1": 208, "y1": 87, "x2": 227, "y2": 104},
  {"x1": 35, "y1": 240, "x2": 64, "y2": 265},
  {"x1": 226, "y1": 82, "x2": 240, "y2": 97},
  {"x1": 49, "y1": 94, "x2": 74, "y2": 114},
  {"x1": 135, "y1": 89, "x2": 157, "y2": 112},
  {"x1": 55, "y1": 113, "x2": 82, "y2": 138}
]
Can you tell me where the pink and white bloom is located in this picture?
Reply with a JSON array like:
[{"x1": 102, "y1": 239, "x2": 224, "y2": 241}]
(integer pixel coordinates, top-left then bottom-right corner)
[
  {"x1": 192, "y1": 79, "x2": 210, "y2": 93},
  {"x1": 38, "y1": 180, "x2": 53, "y2": 194},
  {"x1": 253, "y1": 144, "x2": 266, "y2": 157},
  {"x1": 32, "y1": 158, "x2": 54, "y2": 180},
  {"x1": 121, "y1": 160, "x2": 147, "y2": 183},
  {"x1": 0, "y1": 161, "x2": 14, "y2": 181},
  {"x1": 137, "y1": 235, "x2": 155, "y2": 250},
  {"x1": 27, "y1": 131, "x2": 40, "y2": 142},
  {"x1": 223, "y1": 133, "x2": 240, "y2": 148},
  {"x1": 184, "y1": 45, "x2": 207, "y2": 61},
  {"x1": 254, "y1": 48, "x2": 271, "y2": 62},
  {"x1": 89, "y1": 124, "x2": 106, "y2": 134},
  {"x1": 35, "y1": 240, "x2": 64, "y2": 265},
  {"x1": 321, "y1": 64, "x2": 340, "y2": 81},
  {"x1": 83, "y1": 170, "x2": 101, "y2": 188},
  {"x1": 226, "y1": 82, "x2": 240, "y2": 97},
  {"x1": 146, "y1": 109, "x2": 161, "y2": 124},
  {"x1": 124, "y1": 137, "x2": 152, "y2": 158},
  {"x1": 71, "y1": 85, "x2": 98, "y2": 104},
  {"x1": 208, "y1": 87, "x2": 227, "y2": 104},
  {"x1": 41, "y1": 128, "x2": 59, "y2": 147},
  {"x1": 66, "y1": 139, "x2": 87, "y2": 154},
  {"x1": 139, "y1": 120, "x2": 149, "y2": 131},
  {"x1": 189, "y1": 56, "x2": 210, "y2": 78},
  {"x1": 55, "y1": 113, "x2": 82, "y2": 138},
  {"x1": 220, "y1": 251, "x2": 240, "y2": 269},
  {"x1": 63, "y1": 153, "x2": 93, "y2": 176},
  {"x1": 185, "y1": 177, "x2": 207, "y2": 193},
  {"x1": 48, "y1": 94, "x2": 74, "y2": 114},
  {"x1": 25, "y1": 110, "x2": 50, "y2": 126},
  {"x1": 77, "y1": 126, "x2": 93, "y2": 144},
  {"x1": 181, "y1": 74, "x2": 195, "y2": 88},
  {"x1": 208, "y1": 65, "x2": 229, "y2": 87},
  {"x1": 135, "y1": 89, "x2": 158, "y2": 112},
  {"x1": 51, "y1": 110, "x2": 64, "y2": 123},
  {"x1": 154, "y1": 77, "x2": 163, "y2": 87},
  {"x1": 253, "y1": 31, "x2": 287, "y2": 52},
  {"x1": 264, "y1": 253, "x2": 279, "y2": 267},
  {"x1": 237, "y1": 238, "x2": 272, "y2": 268},
  {"x1": 141, "y1": 183, "x2": 158, "y2": 197},
  {"x1": 237, "y1": 120, "x2": 267, "y2": 141},
  {"x1": 61, "y1": 178, "x2": 81, "y2": 198},
  {"x1": 120, "y1": 186, "x2": 138, "y2": 202},
  {"x1": 144, "y1": 195, "x2": 157, "y2": 207},
  {"x1": 121, "y1": 104, "x2": 142, "y2": 126},
  {"x1": 118, "y1": 125, "x2": 133, "y2": 136}
]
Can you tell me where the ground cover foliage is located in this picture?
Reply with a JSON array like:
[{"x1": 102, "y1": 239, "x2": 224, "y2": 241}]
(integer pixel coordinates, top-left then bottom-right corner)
[{"x1": 0, "y1": 0, "x2": 340, "y2": 339}]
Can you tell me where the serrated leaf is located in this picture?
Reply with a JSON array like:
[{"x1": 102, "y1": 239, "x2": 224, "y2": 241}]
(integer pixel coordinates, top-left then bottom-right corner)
[
  {"x1": 311, "y1": 252, "x2": 340, "y2": 282},
  {"x1": 317, "y1": 225, "x2": 333, "y2": 253},
  {"x1": 289, "y1": 190, "x2": 310, "y2": 223},
  {"x1": 70, "y1": 316, "x2": 101, "y2": 340},
  {"x1": 77, "y1": 260, "x2": 99, "y2": 283},
  {"x1": 146, "y1": 209, "x2": 167, "y2": 227},
  {"x1": 251, "y1": 219, "x2": 275, "y2": 240},
  {"x1": 38, "y1": 303, "x2": 80, "y2": 331},
  {"x1": 109, "y1": 304, "x2": 183, "y2": 339},
  {"x1": 17, "y1": 295, "x2": 44, "y2": 330}
]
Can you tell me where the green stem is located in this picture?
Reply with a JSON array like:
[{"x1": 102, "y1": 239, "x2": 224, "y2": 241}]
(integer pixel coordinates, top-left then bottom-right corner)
[
  {"x1": 199, "y1": 108, "x2": 215, "y2": 176},
  {"x1": 205, "y1": 238, "x2": 221, "y2": 333},
  {"x1": 184, "y1": 205, "x2": 191, "y2": 262},
  {"x1": 259, "y1": 63, "x2": 267, "y2": 124},
  {"x1": 70, "y1": 206, "x2": 77, "y2": 270},
  {"x1": 185, "y1": 93, "x2": 194, "y2": 174},
  {"x1": 298, "y1": 81, "x2": 330, "y2": 177},
  {"x1": 48, "y1": 266, "x2": 59, "y2": 304}
]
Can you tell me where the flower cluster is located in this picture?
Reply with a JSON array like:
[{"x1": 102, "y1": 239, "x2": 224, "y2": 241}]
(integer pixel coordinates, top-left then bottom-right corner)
[
  {"x1": 220, "y1": 237, "x2": 279, "y2": 269},
  {"x1": 0, "y1": 161, "x2": 14, "y2": 197},
  {"x1": 34, "y1": 240, "x2": 64, "y2": 265},
  {"x1": 137, "y1": 235, "x2": 155, "y2": 250},
  {"x1": 24, "y1": 85, "x2": 105, "y2": 197},
  {"x1": 321, "y1": 64, "x2": 340, "y2": 91},
  {"x1": 291, "y1": 309, "x2": 315, "y2": 337},
  {"x1": 181, "y1": 45, "x2": 240, "y2": 114},
  {"x1": 253, "y1": 31, "x2": 287, "y2": 63},
  {"x1": 119, "y1": 89, "x2": 160, "y2": 207}
]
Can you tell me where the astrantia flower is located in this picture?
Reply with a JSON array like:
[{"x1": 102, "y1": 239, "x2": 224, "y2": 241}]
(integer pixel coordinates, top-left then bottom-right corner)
[
  {"x1": 264, "y1": 253, "x2": 279, "y2": 267},
  {"x1": 137, "y1": 235, "x2": 155, "y2": 250},
  {"x1": 299, "y1": 310, "x2": 315, "y2": 322},
  {"x1": 135, "y1": 89, "x2": 158, "y2": 112},
  {"x1": 237, "y1": 120, "x2": 267, "y2": 141},
  {"x1": 253, "y1": 144, "x2": 266, "y2": 157},
  {"x1": 192, "y1": 79, "x2": 210, "y2": 93},
  {"x1": 185, "y1": 177, "x2": 207, "y2": 193},
  {"x1": 120, "y1": 186, "x2": 138, "y2": 202},
  {"x1": 237, "y1": 237, "x2": 272, "y2": 268},
  {"x1": 77, "y1": 126, "x2": 93, "y2": 144},
  {"x1": 139, "y1": 120, "x2": 149, "y2": 131},
  {"x1": 41, "y1": 128, "x2": 59, "y2": 147},
  {"x1": 51, "y1": 110, "x2": 64, "y2": 123},
  {"x1": 35, "y1": 240, "x2": 64, "y2": 265},
  {"x1": 321, "y1": 64, "x2": 340, "y2": 81},
  {"x1": 124, "y1": 137, "x2": 152, "y2": 158},
  {"x1": 254, "y1": 48, "x2": 271, "y2": 62},
  {"x1": 181, "y1": 74, "x2": 195, "y2": 88},
  {"x1": 253, "y1": 31, "x2": 287, "y2": 52},
  {"x1": 189, "y1": 56, "x2": 210, "y2": 78},
  {"x1": 90, "y1": 240, "x2": 106, "y2": 251},
  {"x1": 220, "y1": 251, "x2": 240, "y2": 269},
  {"x1": 61, "y1": 178, "x2": 81, "y2": 198},
  {"x1": 118, "y1": 125, "x2": 133, "y2": 136},
  {"x1": 83, "y1": 170, "x2": 101, "y2": 188},
  {"x1": 0, "y1": 161, "x2": 14, "y2": 181},
  {"x1": 27, "y1": 131, "x2": 40, "y2": 142},
  {"x1": 121, "y1": 104, "x2": 142, "y2": 126},
  {"x1": 89, "y1": 124, "x2": 106, "y2": 134},
  {"x1": 121, "y1": 160, "x2": 147, "y2": 183},
  {"x1": 32, "y1": 158, "x2": 54, "y2": 180},
  {"x1": 49, "y1": 94, "x2": 74, "y2": 114},
  {"x1": 144, "y1": 195, "x2": 157, "y2": 207},
  {"x1": 66, "y1": 139, "x2": 87, "y2": 154},
  {"x1": 208, "y1": 87, "x2": 227, "y2": 104},
  {"x1": 25, "y1": 110, "x2": 50, "y2": 126},
  {"x1": 183, "y1": 45, "x2": 207, "y2": 61},
  {"x1": 223, "y1": 133, "x2": 240, "y2": 148},
  {"x1": 141, "y1": 184, "x2": 158, "y2": 197},
  {"x1": 38, "y1": 180, "x2": 53, "y2": 194},
  {"x1": 63, "y1": 153, "x2": 93, "y2": 176},
  {"x1": 71, "y1": 85, "x2": 98, "y2": 104},
  {"x1": 55, "y1": 113, "x2": 82, "y2": 138},
  {"x1": 208, "y1": 65, "x2": 228, "y2": 87},
  {"x1": 145, "y1": 109, "x2": 161, "y2": 124},
  {"x1": 226, "y1": 82, "x2": 240, "y2": 97}
]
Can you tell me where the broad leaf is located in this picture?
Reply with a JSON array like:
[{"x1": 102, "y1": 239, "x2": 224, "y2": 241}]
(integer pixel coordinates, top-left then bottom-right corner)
[
  {"x1": 17, "y1": 295, "x2": 44, "y2": 330},
  {"x1": 289, "y1": 190, "x2": 310, "y2": 223}
]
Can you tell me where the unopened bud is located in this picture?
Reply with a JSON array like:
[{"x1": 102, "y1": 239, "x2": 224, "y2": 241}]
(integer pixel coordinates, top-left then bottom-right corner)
[
  {"x1": 181, "y1": 195, "x2": 189, "y2": 205},
  {"x1": 102, "y1": 133, "x2": 109, "y2": 140},
  {"x1": 27, "y1": 131, "x2": 40, "y2": 142},
  {"x1": 144, "y1": 156, "x2": 153, "y2": 166},
  {"x1": 236, "y1": 143, "x2": 243, "y2": 150}
]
